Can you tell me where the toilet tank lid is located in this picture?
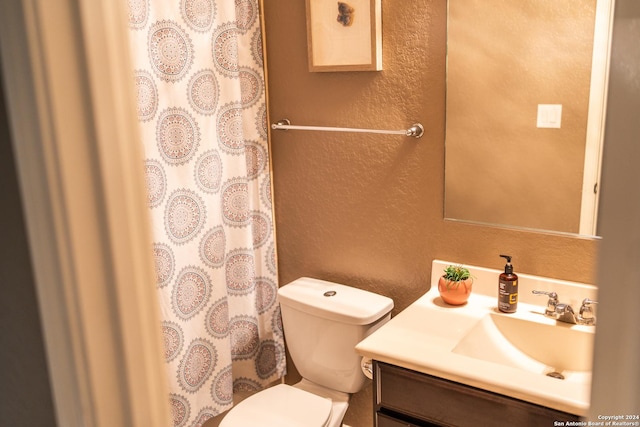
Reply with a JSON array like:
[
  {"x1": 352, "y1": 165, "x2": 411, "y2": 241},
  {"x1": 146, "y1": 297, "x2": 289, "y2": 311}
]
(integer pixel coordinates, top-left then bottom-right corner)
[{"x1": 277, "y1": 277, "x2": 394, "y2": 325}]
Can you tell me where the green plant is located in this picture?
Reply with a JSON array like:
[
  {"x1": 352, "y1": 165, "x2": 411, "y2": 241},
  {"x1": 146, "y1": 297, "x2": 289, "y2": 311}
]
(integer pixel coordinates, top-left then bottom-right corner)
[{"x1": 442, "y1": 265, "x2": 472, "y2": 289}]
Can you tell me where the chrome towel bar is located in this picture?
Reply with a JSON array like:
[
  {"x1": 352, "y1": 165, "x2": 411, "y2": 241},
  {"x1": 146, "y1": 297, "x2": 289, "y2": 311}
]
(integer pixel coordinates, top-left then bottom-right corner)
[{"x1": 271, "y1": 119, "x2": 424, "y2": 139}]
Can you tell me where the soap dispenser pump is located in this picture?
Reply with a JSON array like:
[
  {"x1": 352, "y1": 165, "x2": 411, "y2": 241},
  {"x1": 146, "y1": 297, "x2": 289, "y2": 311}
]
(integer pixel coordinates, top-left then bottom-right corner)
[{"x1": 498, "y1": 254, "x2": 518, "y2": 313}]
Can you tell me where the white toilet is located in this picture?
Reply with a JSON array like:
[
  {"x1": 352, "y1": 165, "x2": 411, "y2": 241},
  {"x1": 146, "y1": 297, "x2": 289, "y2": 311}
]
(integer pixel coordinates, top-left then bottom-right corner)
[{"x1": 220, "y1": 277, "x2": 394, "y2": 427}]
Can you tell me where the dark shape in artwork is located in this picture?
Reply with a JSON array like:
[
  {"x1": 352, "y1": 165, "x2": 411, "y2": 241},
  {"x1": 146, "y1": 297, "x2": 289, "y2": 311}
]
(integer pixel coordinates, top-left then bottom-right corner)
[{"x1": 337, "y1": 2, "x2": 355, "y2": 27}]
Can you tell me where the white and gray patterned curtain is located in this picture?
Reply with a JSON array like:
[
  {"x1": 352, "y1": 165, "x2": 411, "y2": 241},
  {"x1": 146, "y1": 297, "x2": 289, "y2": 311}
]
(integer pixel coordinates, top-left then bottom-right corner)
[{"x1": 126, "y1": 1, "x2": 286, "y2": 426}]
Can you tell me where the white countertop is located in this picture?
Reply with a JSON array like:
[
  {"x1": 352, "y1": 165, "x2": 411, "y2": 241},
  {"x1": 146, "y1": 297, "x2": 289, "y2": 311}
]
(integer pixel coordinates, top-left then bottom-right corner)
[{"x1": 355, "y1": 260, "x2": 598, "y2": 416}]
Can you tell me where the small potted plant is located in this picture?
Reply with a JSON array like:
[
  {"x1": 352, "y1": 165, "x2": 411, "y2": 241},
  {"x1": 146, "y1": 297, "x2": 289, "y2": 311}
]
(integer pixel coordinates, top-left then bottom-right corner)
[{"x1": 438, "y1": 265, "x2": 473, "y2": 305}]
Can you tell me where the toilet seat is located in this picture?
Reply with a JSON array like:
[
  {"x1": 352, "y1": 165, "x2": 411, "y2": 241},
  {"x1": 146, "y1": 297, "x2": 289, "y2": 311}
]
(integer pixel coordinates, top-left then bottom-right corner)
[{"x1": 219, "y1": 384, "x2": 332, "y2": 427}]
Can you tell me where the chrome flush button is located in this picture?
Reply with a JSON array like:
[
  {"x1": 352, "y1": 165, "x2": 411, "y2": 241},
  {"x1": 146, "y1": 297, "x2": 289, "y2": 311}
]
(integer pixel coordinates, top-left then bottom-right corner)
[{"x1": 323, "y1": 290, "x2": 337, "y2": 297}]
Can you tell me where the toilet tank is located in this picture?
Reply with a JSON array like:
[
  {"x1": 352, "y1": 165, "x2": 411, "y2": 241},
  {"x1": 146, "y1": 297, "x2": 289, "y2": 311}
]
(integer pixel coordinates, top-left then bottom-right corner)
[{"x1": 277, "y1": 277, "x2": 394, "y2": 394}]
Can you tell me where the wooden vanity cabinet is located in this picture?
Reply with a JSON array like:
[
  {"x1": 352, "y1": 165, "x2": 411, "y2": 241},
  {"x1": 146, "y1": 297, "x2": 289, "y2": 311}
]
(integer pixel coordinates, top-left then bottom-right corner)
[{"x1": 373, "y1": 361, "x2": 581, "y2": 427}]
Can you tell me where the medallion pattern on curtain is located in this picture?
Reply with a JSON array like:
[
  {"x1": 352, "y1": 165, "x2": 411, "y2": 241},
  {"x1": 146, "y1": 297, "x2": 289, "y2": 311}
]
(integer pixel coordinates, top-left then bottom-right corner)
[{"x1": 126, "y1": 0, "x2": 286, "y2": 425}]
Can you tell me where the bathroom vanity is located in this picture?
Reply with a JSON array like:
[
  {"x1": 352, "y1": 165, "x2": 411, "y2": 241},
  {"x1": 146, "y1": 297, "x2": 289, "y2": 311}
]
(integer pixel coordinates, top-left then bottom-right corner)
[
  {"x1": 373, "y1": 361, "x2": 579, "y2": 426},
  {"x1": 356, "y1": 260, "x2": 597, "y2": 427}
]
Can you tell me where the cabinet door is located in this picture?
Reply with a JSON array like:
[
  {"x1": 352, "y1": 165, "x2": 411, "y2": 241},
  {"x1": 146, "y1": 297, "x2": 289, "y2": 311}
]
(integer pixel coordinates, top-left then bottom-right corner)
[
  {"x1": 376, "y1": 412, "x2": 427, "y2": 427},
  {"x1": 374, "y1": 362, "x2": 580, "y2": 427}
]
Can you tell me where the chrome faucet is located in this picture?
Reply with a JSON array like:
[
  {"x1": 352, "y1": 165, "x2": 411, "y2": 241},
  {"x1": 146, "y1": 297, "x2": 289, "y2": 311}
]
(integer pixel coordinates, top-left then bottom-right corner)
[{"x1": 532, "y1": 290, "x2": 597, "y2": 325}]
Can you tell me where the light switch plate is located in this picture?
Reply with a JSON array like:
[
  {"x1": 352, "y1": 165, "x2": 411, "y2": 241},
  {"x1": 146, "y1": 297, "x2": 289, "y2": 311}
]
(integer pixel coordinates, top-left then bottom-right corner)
[{"x1": 537, "y1": 104, "x2": 562, "y2": 128}]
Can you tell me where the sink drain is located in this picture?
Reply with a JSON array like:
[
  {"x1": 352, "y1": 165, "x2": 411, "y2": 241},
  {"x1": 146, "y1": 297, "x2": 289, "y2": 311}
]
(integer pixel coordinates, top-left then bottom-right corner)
[{"x1": 546, "y1": 371, "x2": 565, "y2": 380}]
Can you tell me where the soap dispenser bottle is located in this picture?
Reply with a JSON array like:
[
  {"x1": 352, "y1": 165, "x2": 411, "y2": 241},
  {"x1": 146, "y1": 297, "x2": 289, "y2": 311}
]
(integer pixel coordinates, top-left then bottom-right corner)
[{"x1": 498, "y1": 254, "x2": 518, "y2": 313}]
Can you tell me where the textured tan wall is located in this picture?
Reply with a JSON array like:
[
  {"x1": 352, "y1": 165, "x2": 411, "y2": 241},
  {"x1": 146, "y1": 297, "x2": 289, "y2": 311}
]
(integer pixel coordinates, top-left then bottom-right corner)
[{"x1": 262, "y1": 1, "x2": 598, "y2": 425}]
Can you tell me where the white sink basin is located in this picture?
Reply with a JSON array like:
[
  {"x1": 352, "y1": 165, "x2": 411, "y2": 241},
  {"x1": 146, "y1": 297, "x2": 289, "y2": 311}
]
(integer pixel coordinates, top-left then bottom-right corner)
[
  {"x1": 452, "y1": 312, "x2": 594, "y2": 383},
  {"x1": 355, "y1": 260, "x2": 598, "y2": 416}
]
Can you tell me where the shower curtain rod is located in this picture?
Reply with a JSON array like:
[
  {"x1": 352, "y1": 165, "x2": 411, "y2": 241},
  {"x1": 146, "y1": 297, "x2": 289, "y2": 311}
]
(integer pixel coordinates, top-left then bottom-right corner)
[{"x1": 271, "y1": 119, "x2": 424, "y2": 139}]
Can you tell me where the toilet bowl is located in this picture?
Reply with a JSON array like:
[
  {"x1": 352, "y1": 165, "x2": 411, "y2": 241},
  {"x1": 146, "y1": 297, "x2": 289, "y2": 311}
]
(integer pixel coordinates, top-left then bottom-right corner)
[{"x1": 219, "y1": 277, "x2": 393, "y2": 427}]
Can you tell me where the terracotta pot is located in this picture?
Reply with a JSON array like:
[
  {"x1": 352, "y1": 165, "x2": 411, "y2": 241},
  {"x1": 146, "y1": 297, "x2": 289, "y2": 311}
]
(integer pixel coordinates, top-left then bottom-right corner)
[{"x1": 438, "y1": 276, "x2": 473, "y2": 305}]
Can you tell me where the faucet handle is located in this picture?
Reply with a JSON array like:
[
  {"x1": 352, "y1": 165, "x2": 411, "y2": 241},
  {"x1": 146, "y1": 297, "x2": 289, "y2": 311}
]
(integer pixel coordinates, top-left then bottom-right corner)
[
  {"x1": 579, "y1": 298, "x2": 598, "y2": 325},
  {"x1": 532, "y1": 290, "x2": 558, "y2": 316},
  {"x1": 532, "y1": 290, "x2": 558, "y2": 299}
]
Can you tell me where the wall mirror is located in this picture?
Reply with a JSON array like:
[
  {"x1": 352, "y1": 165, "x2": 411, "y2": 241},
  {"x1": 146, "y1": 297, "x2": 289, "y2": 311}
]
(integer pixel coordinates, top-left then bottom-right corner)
[{"x1": 444, "y1": 0, "x2": 614, "y2": 237}]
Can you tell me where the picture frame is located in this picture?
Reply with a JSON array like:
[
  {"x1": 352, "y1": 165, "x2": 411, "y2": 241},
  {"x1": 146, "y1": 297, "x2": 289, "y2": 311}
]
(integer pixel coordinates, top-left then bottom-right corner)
[{"x1": 305, "y1": 0, "x2": 382, "y2": 72}]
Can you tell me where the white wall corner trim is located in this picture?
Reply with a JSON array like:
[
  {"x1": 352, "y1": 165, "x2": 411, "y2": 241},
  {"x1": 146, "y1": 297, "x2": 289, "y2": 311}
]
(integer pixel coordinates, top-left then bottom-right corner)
[{"x1": 0, "y1": 1, "x2": 171, "y2": 426}]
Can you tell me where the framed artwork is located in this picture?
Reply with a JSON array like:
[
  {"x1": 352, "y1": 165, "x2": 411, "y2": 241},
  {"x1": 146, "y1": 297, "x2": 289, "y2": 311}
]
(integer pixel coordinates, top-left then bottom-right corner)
[{"x1": 305, "y1": 0, "x2": 382, "y2": 72}]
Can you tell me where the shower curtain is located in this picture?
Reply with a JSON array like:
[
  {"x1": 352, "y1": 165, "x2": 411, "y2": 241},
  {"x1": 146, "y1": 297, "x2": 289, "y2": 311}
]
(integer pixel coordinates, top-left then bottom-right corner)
[{"x1": 126, "y1": 1, "x2": 285, "y2": 425}]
